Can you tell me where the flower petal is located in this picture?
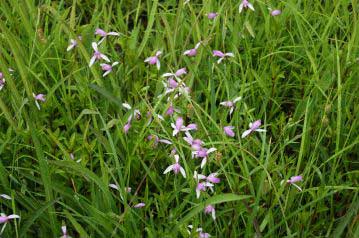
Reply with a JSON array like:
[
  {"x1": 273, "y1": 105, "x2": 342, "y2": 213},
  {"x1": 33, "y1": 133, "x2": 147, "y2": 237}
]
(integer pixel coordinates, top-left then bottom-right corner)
[{"x1": 163, "y1": 165, "x2": 174, "y2": 174}]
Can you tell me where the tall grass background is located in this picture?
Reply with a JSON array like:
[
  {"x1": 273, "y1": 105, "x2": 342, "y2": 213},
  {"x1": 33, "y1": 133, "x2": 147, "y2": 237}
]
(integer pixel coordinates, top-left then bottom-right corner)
[{"x1": 0, "y1": 0, "x2": 358, "y2": 237}]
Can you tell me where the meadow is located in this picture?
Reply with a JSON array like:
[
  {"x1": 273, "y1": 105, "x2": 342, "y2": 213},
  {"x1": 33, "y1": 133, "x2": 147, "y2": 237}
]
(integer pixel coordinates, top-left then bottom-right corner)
[{"x1": 0, "y1": 0, "x2": 358, "y2": 237}]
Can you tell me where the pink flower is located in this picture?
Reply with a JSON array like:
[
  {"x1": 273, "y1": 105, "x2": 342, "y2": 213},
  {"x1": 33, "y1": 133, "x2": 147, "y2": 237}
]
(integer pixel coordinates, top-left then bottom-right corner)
[
  {"x1": 283, "y1": 175, "x2": 303, "y2": 191},
  {"x1": 95, "y1": 28, "x2": 120, "y2": 37},
  {"x1": 193, "y1": 171, "x2": 218, "y2": 198},
  {"x1": 144, "y1": 51, "x2": 162, "y2": 70},
  {"x1": 95, "y1": 28, "x2": 120, "y2": 44},
  {"x1": 171, "y1": 117, "x2": 197, "y2": 136},
  {"x1": 194, "y1": 147, "x2": 217, "y2": 168},
  {"x1": 163, "y1": 154, "x2": 186, "y2": 178},
  {"x1": 168, "y1": 78, "x2": 178, "y2": 88},
  {"x1": 162, "y1": 68, "x2": 187, "y2": 79},
  {"x1": 204, "y1": 205, "x2": 216, "y2": 220},
  {"x1": 183, "y1": 132, "x2": 203, "y2": 151},
  {"x1": 239, "y1": 0, "x2": 255, "y2": 13},
  {"x1": 66, "y1": 36, "x2": 82, "y2": 52},
  {"x1": 220, "y1": 96, "x2": 242, "y2": 115},
  {"x1": 133, "y1": 202, "x2": 145, "y2": 208},
  {"x1": 241, "y1": 119, "x2": 266, "y2": 138},
  {"x1": 207, "y1": 12, "x2": 218, "y2": 19},
  {"x1": 0, "y1": 214, "x2": 20, "y2": 224},
  {"x1": 195, "y1": 181, "x2": 213, "y2": 199},
  {"x1": 123, "y1": 122, "x2": 131, "y2": 134},
  {"x1": 212, "y1": 50, "x2": 234, "y2": 64},
  {"x1": 199, "y1": 231, "x2": 211, "y2": 238},
  {"x1": 287, "y1": 175, "x2": 303, "y2": 184},
  {"x1": 60, "y1": 225, "x2": 72, "y2": 238},
  {"x1": 271, "y1": 9, "x2": 282, "y2": 16},
  {"x1": 166, "y1": 104, "x2": 175, "y2": 115},
  {"x1": 165, "y1": 103, "x2": 180, "y2": 116},
  {"x1": 183, "y1": 42, "x2": 201, "y2": 57},
  {"x1": 206, "y1": 173, "x2": 221, "y2": 184},
  {"x1": 100, "y1": 61, "x2": 119, "y2": 77},
  {"x1": 224, "y1": 126, "x2": 235, "y2": 137},
  {"x1": 89, "y1": 42, "x2": 110, "y2": 67},
  {"x1": 33, "y1": 93, "x2": 46, "y2": 110}
]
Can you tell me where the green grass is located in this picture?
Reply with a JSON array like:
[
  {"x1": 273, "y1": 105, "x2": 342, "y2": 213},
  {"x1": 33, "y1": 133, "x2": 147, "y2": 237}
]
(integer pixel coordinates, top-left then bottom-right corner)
[{"x1": 0, "y1": 0, "x2": 358, "y2": 237}]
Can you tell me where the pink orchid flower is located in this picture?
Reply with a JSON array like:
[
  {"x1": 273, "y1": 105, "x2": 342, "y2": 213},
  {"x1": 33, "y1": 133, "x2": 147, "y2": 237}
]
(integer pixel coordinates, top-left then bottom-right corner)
[
  {"x1": 33, "y1": 93, "x2": 46, "y2": 110},
  {"x1": 144, "y1": 51, "x2": 162, "y2": 70},
  {"x1": 0, "y1": 194, "x2": 11, "y2": 200},
  {"x1": 66, "y1": 36, "x2": 82, "y2": 52},
  {"x1": 220, "y1": 96, "x2": 242, "y2": 115},
  {"x1": 89, "y1": 42, "x2": 110, "y2": 67},
  {"x1": 207, "y1": 12, "x2": 218, "y2": 19},
  {"x1": 183, "y1": 42, "x2": 201, "y2": 57},
  {"x1": 123, "y1": 122, "x2": 131, "y2": 134},
  {"x1": 163, "y1": 154, "x2": 186, "y2": 178},
  {"x1": 284, "y1": 175, "x2": 303, "y2": 191},
  {"x1": 204, "y1": 205, "x2": 216, "y2": 220},
  {"x1": 171, "y1": 117, "x2": 197, "y2": 136},
  {"x1": 60, "y1": 225, "x2": 72, "y2": 238},
  {"x1": 194, "y1": 147, "x2": 217, "y2": 168},
  {"x1": 206, "y1": 173, "x2": 221, "y2": 184},
  {"x1": 165, "y1": 103, "x2": 181, "y2": 116},
  {"x1": 241, "y1": 120, "x2": 266, "y2": 138},
  {"x1": 0, "y1": 214, "x2": 20, "y2": 224},
  {"x1": 100, "y1": 61, "x2": 119, "y2": 77},
  {"x1": 183, "y1": 132, "x2": 203, "y2": 151},
  {"x1": 95, "y1": 28, "x2": 120, "y2": 44},
  {"x1": 212, "y1": 50, "x2": 234, "y2": 64},
  {"x1": 133, "y1": 202, "x2": 145, "y2": 208},
  {"x1": 193, "y1": 171, "x2": 218, "y2": 198},
  {"x1": 270, "y1": 9, "x2": 282, "y2": 16},
  {"x1": 239, "y1": 0, "x2": 255, "y2": 13},
  {"x1": 194, "y1": 171, "x2": 221, "y2": 183},
  {"x1": 162, "y1": 68, "x2": 187, "y2": 78},
  {"x1": 195, "y1": 181, "x2": 214, "y2": 199},
  {"x1": 224, "y1": 126, "x2": 235, "y2": 137}
]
